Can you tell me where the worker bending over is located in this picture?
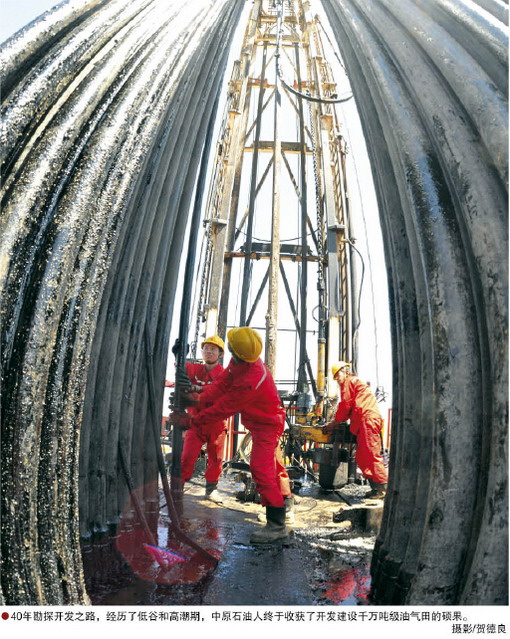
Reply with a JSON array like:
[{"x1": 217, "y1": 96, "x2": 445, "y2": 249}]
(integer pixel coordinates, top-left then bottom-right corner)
[
  {"x1": 176, "y1": 327, "x2": 293, "y2": 544},
  {"x1": 180, "y1": 336, "x2": 226, "y2": 504},
  {"x1": 324, "y1": 361, "x2": 388, "y2": 499}
]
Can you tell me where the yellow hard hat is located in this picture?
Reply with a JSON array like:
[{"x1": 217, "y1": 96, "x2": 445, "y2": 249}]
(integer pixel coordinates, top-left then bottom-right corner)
[
  {"x1": 331, "y1": 361, "x2": 351, "y2": 377},
  {"x1": 201, "y1": 335, "x2": 224, "y2": 351},
  {"x1": 227, "y1": 327, "x2": 263, "y2": 363}
]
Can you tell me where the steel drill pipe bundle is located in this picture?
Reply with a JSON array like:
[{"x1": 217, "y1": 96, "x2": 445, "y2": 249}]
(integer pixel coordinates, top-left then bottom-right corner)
[
  {"x1": 0, "y1": 0, "x2": 243, "y2": 605},
  {"x1": 322, "y1": 0, "x2": 508, "y2": 605}
]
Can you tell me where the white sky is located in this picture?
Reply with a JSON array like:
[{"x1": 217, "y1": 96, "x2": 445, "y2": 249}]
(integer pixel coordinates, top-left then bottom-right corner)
[{"x1": 0, "y1": 0, "x2": 60, "y2": 43}]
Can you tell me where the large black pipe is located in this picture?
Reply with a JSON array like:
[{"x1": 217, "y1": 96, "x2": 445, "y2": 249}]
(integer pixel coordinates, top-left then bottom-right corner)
[
  {"x1": 321, "y1": 0, "x2": 508, "y2": 604},
  {"x1": 0, "y1": 0, "x2": 243, "y2": 605}
]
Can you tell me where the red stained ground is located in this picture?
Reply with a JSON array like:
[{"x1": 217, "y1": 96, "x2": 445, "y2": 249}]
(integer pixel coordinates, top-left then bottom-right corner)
[{"x1": 115, "y1": 516, "x2": 224, "y2": 585}]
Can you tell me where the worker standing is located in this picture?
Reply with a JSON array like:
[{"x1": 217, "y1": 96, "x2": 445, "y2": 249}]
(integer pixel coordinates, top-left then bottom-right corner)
[
  {"x1": 180, "y1": 336, "x2": 226, "y2": 503},
  {"x1": 324, "y1": 361, "x2": 388, "y2": 499},
  {"x1": 174, "y1": 327, "x2": 293, "y2": 544}
]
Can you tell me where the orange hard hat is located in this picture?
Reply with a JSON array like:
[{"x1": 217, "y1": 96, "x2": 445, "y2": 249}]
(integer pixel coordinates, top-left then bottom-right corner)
[
  {"x1": 201, "y1": 335, "x2": 224, "y2": 351},
  {"x1": 227, "y1": 327, "x2": 263, "y2": 363}
]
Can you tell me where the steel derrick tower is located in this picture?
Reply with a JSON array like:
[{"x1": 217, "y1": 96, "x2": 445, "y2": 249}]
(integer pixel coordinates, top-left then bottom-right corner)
[{"x1": 194, "y1": 0, "x2": 356, "y2": 418}]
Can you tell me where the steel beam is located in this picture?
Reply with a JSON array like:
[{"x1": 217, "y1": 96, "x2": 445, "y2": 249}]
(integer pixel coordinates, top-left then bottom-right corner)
[
  {"x1": 204, "y1": 1, "x2": 262, "y2": 340},
  {"x1": 265, "y1": 42, "x2": 282, "y2": 373}
]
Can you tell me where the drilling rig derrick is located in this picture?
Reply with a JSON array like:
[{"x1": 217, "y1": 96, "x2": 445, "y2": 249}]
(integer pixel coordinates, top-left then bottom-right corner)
[{"x1": 194, "y1": 0, "x2": 357, "y2": 488}]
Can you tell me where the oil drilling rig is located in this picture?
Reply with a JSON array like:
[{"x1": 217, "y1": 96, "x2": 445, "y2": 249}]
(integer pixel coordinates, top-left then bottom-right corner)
[
  {"x1": 180, "y1": 0, "x2": 364, "y2": 489},
  {"x1": 1, "y1": 0, "x2": 505, "y2": 608}
]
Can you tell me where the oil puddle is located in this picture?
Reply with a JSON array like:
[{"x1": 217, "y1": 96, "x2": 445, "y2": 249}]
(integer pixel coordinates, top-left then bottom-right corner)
[
  {"x1": 115, "y1": 516, "x2": 225, "y2": 586},
  {"x1": 316, "y1": 565, "x2": 371, "y2": 605}
]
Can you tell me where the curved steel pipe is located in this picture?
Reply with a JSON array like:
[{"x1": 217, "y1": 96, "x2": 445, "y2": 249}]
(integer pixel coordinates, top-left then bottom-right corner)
[
  {"x1": 0, "y1": 0, "x2": 243, "y2": 605},
  {"x1": 322, "y1": 0, "x2": 508, "y2": 605},
  {"x1": 1, "y1": 0, "x2": 507, "y2": 607}
]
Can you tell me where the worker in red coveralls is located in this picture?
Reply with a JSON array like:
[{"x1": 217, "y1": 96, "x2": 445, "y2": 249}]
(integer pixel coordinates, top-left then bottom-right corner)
[
  {"x1": 180, "y1": 335, "x2": 226, "y2": 504},
  {"x1": 324, "y1": 361, "x2": 388, "y2": 499},
  {"x1": 173, "y1": 327, "x2": 293, "y2": 544}
]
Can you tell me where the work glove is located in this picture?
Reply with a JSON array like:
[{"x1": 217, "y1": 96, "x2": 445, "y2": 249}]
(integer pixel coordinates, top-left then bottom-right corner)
[
  {"x1": 322, "y1": 422, "x2": 337, "y2": 434},
  {"x1": 181, "y1": 394, "x2": 199, "y2": 408},
  {"x1": 171, "y1": 339, "x2": 189, "y2": 357},
  {"x1": 170, "y1": 411, "x2": 193, "y2": 430},
  {"x1": 168, "y1": 393, "x2": 197, "y2": 411},
  {"x1": 189, "y1": 384, "x2": 204, "y2": 394},
  {"x1": 175, "y1": 366, "x2": 192, "y2": 392}
]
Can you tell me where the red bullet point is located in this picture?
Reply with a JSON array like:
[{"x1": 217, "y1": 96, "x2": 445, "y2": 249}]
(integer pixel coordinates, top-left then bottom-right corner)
[{"x1": 1, "y1": 613, "x2": 9, "y2": 620}]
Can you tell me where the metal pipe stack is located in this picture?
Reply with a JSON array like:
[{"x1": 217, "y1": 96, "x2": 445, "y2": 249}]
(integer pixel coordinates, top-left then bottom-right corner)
[
  {"x1": 1, "y1": 0, "x2": 507, "y2": 607},
  {"x1": 0, "y1": 0, "x2": 243, "y2": 605},
  {"x1": 322, "y1": 0, "x2": 508, "y2": 605}
]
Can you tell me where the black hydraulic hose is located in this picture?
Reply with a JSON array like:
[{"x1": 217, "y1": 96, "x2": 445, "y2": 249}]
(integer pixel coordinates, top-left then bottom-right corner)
[
  {"x1": 118, "y1": 440, "x2": 167, "y2": 566},
  {"x1": 173, "y1": 93, "x2": 220, "y2": 409},
  {"x1": 170, "y1": 94, "x2": 220, "y2": 510},
  {"x1": 118, "y1": 440, "x2": 158, "y2": 546},
  {"x1": 145, "y1": 329, "x2": 218, "y2": 565},
  {"x1": 345, "y1": 239, "x2": 365, "y2": 350},
  {"x1": 277, "y1": 64, "x2": 353, "y2": 105}
]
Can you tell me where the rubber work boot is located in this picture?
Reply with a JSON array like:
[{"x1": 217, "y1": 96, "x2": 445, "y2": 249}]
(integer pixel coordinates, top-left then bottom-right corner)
[
  {"x1": 205, "y1": 482, "x2": 223, "y2": 504},
  {"x1": 284, "y1": 495, "x2": 296, "y2": 523},
  {"x1": 257, "y1": 496, "x2": 295, "y2": 523},
  {"x1": 364, "y1": 482, "x2": 387, "y2": 500},
  {"x1": 250, "y1": 506, "x2": 288, "y2": 544}
]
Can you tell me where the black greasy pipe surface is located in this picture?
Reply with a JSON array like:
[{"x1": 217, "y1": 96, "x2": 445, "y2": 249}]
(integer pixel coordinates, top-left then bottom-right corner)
[
  {"x1": 321, "y1": 0, "x2": 508, "y2": 605},
  {"x1": 0, "y1": 0, "x2": 243, "y2": 605}
]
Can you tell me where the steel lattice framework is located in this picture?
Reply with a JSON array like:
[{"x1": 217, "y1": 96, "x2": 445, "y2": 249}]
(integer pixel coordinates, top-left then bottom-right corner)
[{"x1": 196, "y1": 0, "x2": 355, "y2": 412}]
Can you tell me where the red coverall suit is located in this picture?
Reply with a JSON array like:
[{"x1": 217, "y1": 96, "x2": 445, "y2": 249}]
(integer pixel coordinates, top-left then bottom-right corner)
[
  {"x1": 181, "y1": 362, "x2": 226, "y2": 484},
  {"x1": 195, "y1": 357, "x2": 291, "y2": 507},
  {"x1": 335, "y1": 375, "x2": 387, "y2": 484}
]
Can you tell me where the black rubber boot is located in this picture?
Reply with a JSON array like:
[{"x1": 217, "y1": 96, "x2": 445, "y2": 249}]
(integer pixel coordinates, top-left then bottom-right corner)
[
  {"x1": 258, "y1": 496, "x2": 296, "y2": 523},
  {"x1": 250, "y1": 506, "x2": 288, "y2": 544},
  {"x1": 284, "y1": 496, "x2": 295, "y2": 523},
  {"x1": 365, "y1": 482, "x2": 387, "y2": 500}
]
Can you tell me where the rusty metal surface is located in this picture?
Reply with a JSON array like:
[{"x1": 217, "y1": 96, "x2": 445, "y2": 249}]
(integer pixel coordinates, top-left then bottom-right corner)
[
  {"x1": 321, "y1": 0, "x2": 508, "y2": 605},
  {"x1": 0, "y1": 0, "x2": 243, "y2": 605}
]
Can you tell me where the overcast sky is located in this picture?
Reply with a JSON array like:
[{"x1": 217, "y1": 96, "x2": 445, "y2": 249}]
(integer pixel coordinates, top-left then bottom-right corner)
[{"x1": 0, "y1": 0, "x2": 60, "y2": 43}]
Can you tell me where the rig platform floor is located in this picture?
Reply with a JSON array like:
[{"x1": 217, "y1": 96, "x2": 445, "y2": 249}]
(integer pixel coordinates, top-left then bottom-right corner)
[{"x1": 89, "y1": 470, "x2": 383, "y2": 606}]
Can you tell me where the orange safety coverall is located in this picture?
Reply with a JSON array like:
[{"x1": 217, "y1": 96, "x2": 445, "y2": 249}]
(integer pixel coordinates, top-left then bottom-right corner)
[
  {"x1": 195, "y1": 357, "x2": 291, "y2": 507},
  {"x1": 335, "y1": 375, "x2": 388, "y2": 484},
  {"x1": 181, "y1": 362, "x2": 226, "y2": 484}
]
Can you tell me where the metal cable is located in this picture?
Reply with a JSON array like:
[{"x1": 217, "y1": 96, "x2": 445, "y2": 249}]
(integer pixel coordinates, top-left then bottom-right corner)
[
  {"x1": 274, "y1": 1, "x2": 352, "y2": 105},
  {"x1": 338, "y1": 104, "x2": 383, "y2": 389},
  {"x1": 344, "y1": 238, "x2": 365, "y2": 351},
  {"x1": 193, "y1": 220, "x2": 214, "y2": 358}
]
